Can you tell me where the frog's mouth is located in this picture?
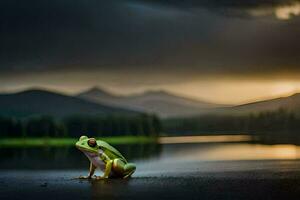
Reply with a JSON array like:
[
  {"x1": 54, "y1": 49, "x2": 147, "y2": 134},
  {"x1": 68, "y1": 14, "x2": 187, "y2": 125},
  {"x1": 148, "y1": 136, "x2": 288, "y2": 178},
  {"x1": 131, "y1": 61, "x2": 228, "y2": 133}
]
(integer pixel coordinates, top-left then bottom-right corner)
[
  {"x1": 76, "y1": 146, "x2": 99, "y2": 159},
  {"x1": 83, "y1": 151, "x2": 99, "y2": 159},
  {"x1": 76, "y1": 145, "x2": 98, "y2": 155}
]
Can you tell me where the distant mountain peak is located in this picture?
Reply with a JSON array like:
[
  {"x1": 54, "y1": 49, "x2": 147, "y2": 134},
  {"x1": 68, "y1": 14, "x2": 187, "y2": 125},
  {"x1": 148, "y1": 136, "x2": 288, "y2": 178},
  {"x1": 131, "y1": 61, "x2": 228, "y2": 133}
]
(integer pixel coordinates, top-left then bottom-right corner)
[
  {"x1": 79, "y1": 86, "x2": 116, "y2": 97},
  {"x1": 137, "y1": 90, "x2": 216, "y2": 104},
  {"x1": 289, "y1": 92, "x2": 300, "y2": 98},
  {"x1": 0, "y1": 88, "x2": 138, "y2": 118},
  {"x1": 14, "y1": 88, "x2": 60, "y2": 95}
]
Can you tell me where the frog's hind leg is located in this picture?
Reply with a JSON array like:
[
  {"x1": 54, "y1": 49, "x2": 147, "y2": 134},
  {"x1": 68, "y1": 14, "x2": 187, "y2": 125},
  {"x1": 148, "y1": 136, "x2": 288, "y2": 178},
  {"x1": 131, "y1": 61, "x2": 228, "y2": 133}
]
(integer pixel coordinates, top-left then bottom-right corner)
[
  {"x1": 112, "y1": 159, "x2": 136, "y2": 178},
  {"x1": 123, "y1": 163, "x2": 136, "y2": 179}
]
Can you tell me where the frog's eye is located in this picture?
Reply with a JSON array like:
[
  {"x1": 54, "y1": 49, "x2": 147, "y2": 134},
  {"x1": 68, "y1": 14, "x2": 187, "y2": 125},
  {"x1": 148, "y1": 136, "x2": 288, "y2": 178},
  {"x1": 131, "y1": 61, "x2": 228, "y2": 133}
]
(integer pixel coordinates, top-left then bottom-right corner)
[
  {"x1": 88, "y1": 138, "x2": 97, "y2": 147},
  {"x1": 79, "y1": 136, "x2": 88, "y2": 141}
]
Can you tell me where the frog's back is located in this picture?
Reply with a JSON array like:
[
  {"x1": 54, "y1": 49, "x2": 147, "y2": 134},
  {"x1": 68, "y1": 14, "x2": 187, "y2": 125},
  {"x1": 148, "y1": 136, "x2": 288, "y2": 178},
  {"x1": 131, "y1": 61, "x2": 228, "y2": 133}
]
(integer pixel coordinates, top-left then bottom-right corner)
[{"x1": 97, "y1": 140, "x2": 127, "y2": 162}]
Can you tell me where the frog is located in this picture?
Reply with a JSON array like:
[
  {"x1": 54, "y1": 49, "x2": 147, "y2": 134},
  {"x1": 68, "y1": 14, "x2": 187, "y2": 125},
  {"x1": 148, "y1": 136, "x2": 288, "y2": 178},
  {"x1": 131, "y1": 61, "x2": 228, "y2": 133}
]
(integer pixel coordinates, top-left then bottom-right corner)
[{"x1": 75, "y1": 135, "x2": 136, "y2": 179}]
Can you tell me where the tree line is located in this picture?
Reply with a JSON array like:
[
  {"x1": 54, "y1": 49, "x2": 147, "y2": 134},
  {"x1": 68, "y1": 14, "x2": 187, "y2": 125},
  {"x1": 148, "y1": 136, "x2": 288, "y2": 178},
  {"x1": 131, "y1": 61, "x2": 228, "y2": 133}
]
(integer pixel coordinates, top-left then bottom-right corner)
[
  {"x1": 2, "y1": 109, "x2": 299, "y2": 138},
  {"x1": 0, "y1": 114, "x2": 162, "y2": 138},
  {"x1": 164, "y1": 109, "x2": 300, "y2": 135}
]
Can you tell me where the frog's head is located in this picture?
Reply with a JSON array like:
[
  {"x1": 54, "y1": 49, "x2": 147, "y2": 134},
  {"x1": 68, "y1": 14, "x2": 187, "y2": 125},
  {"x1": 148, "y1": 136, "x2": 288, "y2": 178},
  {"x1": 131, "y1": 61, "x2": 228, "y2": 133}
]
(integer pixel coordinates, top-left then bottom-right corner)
[{"x1": 75, "y1": 135, "x2": 99, "y2": 154}]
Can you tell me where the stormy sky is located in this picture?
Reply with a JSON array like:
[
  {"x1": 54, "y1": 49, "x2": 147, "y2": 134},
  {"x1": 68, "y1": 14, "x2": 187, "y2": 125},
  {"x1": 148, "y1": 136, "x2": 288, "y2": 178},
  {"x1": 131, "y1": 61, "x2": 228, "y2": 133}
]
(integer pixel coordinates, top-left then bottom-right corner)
[{"x1": 1, "y1": 0, "x2": 300, "y2": 104}]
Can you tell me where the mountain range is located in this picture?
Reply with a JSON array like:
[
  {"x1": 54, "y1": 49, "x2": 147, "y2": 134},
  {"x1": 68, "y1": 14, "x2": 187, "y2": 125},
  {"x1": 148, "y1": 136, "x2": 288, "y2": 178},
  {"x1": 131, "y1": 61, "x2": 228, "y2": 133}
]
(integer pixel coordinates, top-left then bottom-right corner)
[
  {"x1": 0, "y1": 89, "x2": 138, "y2": 118},
  {"x1": 77, "y1": 87, "x2": 227, "y2": 118},
  {"x1": 77, "y1": 87, "x2": 300, "y2": 117},
  {"x1": 1, "y1": 87, "x2": 300, "y2": 119},
  {"x1": 219, "y1": 93, "x2": 300, "y2": 115}
]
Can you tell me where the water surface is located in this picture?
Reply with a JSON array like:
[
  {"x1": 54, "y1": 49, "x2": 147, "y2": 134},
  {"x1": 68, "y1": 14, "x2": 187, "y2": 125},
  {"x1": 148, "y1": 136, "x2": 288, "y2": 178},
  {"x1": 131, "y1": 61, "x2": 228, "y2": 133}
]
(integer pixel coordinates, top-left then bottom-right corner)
[
  {"x1": 2, "y1": 135, "x2": 300, "y2": 200},
  {"x1": 1, "y1": 135, "x2": 300, "y2": 175}
]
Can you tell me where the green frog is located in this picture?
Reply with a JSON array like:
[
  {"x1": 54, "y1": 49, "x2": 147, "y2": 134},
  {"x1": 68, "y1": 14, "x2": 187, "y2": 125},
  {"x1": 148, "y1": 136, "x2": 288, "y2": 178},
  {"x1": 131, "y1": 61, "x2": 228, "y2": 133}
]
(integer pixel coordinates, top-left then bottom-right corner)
[{"x1": 75, "y1": 135, "x2": 136, "y2": 179}]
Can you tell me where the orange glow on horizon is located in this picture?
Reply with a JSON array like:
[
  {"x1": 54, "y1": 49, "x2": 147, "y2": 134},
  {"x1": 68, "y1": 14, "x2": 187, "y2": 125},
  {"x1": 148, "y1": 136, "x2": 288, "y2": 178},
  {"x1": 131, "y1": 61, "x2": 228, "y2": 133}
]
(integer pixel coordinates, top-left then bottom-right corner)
[{"x1": 2, "y1": 70, "x2": 300, "y2": 105}]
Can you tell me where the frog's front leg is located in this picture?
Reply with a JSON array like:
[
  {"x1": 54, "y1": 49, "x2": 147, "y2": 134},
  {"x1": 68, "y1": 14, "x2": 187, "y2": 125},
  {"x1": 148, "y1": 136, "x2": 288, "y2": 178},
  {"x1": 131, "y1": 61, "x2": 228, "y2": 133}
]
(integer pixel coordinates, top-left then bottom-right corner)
[
  {"x1": 79, "y1": 162, "x2": 97, "y2": 179},
  {"x1": 95, "y1": 160, "x2": 113, "y2": 180}
]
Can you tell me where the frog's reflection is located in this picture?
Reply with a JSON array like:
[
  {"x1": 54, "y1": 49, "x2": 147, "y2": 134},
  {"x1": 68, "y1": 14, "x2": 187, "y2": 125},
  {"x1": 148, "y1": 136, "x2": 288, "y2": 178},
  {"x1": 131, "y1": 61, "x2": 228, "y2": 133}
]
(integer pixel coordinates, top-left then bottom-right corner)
[{"x1": 89, "y1": 178, "x2": 131, "y2": 199}]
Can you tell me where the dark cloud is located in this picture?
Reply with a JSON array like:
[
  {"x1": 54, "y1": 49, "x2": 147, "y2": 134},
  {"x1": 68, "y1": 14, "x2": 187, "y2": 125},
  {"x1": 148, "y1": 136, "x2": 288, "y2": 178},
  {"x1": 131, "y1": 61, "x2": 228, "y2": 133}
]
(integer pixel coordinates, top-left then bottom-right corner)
[
  {"x1": 0, "y1": 0, "x2": 300, "y2": 78},
  {"x1": 0, "y1": 1, "x2": 132, "y2": 69}
]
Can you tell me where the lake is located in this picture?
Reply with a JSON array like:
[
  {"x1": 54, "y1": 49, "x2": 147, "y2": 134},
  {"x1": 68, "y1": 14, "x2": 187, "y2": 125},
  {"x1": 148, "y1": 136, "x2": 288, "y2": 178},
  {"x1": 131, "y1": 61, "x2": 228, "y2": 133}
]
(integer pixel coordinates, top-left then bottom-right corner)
[
  {"x1": 1, "y1": 135, "x2": 300, "y2": 199},
  {"x1": 2, "y1": 135, "x2": 300, "y2": 172}
]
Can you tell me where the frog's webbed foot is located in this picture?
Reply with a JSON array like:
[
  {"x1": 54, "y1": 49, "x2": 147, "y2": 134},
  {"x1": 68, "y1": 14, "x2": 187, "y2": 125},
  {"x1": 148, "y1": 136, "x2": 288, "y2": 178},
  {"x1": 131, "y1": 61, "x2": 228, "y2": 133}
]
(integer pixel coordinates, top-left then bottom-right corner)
[
  {"x1": 78, "y1": 175, "x2": 92, "y2": 179},
  {"x1": 123, "y1": 163, "x2": 136, "y2": 179},
  {"x1": 123, "y1": 170, "x2": 135, "y2": 179},
  {"x1": 93, "y1": 175, "x2": 107, "y2": 180}
]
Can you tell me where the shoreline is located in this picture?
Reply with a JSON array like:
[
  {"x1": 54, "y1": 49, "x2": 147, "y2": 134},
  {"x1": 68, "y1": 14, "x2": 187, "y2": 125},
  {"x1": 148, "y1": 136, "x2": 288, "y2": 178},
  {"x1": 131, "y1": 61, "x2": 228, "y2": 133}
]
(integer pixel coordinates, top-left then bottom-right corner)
[{"x1": 0, "y1": 136, "x2": 157, "y2": 147}]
